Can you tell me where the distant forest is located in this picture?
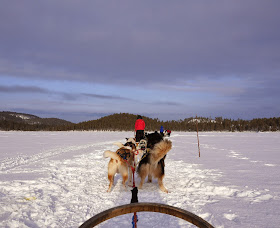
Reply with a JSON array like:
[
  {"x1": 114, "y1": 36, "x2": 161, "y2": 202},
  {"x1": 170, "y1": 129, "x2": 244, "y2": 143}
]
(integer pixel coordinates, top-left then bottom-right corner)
[{"x1": 0, "y1": 112, "x2": 280, "y2": 132}]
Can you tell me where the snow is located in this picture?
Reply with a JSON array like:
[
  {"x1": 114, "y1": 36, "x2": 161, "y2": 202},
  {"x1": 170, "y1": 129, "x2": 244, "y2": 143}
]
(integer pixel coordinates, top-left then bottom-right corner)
[
  {"x1": 0, "y1": 131, "x2": 279, "y2": 228},
  {"x1": 9, "y1": 114, "x2": 32, "y2": 120},
  {"x1": 188, "y1": 118, "x2": 216, "y2": 123}
]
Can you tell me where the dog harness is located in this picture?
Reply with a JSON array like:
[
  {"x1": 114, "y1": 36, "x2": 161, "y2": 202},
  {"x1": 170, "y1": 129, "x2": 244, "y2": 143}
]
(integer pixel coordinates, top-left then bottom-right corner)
[{"x1": 117, "y1": 150, "x2": 131, "y2": 160}]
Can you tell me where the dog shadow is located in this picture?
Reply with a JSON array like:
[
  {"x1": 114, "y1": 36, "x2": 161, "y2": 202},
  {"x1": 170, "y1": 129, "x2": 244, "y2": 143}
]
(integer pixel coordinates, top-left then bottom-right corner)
[{"x1": 108, "y1": 175, "x2": 131, "y2": 192}]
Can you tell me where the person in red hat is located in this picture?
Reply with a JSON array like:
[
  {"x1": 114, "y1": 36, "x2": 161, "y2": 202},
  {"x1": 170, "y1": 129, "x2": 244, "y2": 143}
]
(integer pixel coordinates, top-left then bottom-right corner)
[{"x1": 135, "y1": 115, "x2": 145, "y2": 142}]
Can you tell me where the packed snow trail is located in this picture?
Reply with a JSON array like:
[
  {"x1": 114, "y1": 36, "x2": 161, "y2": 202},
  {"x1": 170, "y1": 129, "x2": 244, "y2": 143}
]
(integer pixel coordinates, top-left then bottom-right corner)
[{"x1": 0, "y1": 131, "x2": 279, "y2": 227}]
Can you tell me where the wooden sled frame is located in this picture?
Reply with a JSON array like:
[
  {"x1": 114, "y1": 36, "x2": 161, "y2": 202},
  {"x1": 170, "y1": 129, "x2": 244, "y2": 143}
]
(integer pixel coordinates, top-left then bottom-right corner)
[{"x1": 79, "y1": 202, "x2": 214, "y2": 228}]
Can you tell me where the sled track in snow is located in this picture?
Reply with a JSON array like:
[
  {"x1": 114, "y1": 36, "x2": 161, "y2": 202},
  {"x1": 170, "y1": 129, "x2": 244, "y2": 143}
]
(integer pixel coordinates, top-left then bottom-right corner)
[{"x1": 0, "y1": 141, "x2": 115, "y2": 172}]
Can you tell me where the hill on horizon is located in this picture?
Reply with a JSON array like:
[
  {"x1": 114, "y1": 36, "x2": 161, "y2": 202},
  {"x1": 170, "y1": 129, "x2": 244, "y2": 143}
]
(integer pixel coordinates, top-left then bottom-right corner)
[
  {"x1": 0, "y1": 111, "x2": 73, "y2": 129},
  {"x1": 1, "y1": 111, "x2": 279, "y2": 132}
]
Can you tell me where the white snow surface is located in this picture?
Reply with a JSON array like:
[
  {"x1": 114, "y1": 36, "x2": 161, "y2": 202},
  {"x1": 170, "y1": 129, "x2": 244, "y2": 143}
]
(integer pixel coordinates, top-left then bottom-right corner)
[{"x1": 0, "y1": 131, "x2": 279, "y2": 228}]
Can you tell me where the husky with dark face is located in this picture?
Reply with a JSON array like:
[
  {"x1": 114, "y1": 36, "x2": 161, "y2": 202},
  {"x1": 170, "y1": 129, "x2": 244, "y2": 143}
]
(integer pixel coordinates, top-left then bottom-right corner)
[
  {"x1": 137, "y1": 139, "x2": 172, "y2": 193},
  {"x1": 145, "y1": 131, "x2": 164, "y2": 149}
]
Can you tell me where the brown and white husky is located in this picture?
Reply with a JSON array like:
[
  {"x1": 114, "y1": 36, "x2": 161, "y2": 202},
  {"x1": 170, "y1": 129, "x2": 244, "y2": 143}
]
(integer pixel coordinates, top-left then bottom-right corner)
[{"x1": 103, "y1": 138, "x2": 136, "y2": 192}]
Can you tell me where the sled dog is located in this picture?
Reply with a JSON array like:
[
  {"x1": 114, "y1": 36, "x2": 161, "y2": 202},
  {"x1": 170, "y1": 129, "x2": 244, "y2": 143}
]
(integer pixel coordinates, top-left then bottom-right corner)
[
  {"x1": 104, "y1": 139, "x2": 136, "y2": 192},
  {"x1": 145, "y1": 131, "x2": 164, "y2": 149},
  {"x1": 134, "y1": 139, "x2": 147, "y2": 164},
  {"x1": 116, "y1": 138, "x2": 147, "y2": 166},
  {"x1": 137, "y1": 139, "x2": 172, "y2": 193}
]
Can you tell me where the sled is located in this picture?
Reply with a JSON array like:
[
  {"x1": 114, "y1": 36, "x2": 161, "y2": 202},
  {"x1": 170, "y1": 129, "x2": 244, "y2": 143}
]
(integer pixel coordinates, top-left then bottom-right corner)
[{"x1": 79, "y1": 202, "x2": 214, "y2": 228}]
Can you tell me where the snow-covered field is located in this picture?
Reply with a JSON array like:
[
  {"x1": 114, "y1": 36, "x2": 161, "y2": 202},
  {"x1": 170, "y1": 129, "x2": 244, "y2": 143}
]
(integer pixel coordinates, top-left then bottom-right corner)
[{"x1": 0, "y1": 131, "x2": 279, "y2": 228}]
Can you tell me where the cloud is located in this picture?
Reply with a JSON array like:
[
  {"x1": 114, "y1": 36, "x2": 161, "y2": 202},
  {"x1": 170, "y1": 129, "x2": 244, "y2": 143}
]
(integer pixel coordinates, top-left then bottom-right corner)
[
  {"x1": 0, "y1": 85, "x2": 49, "y2": 93},
  {"x1": 148, "y1": 101, "x2": 182, "y2": 106},
  {"x1": 0, "y1": 84, "x2": 137, "y2": 103},
  {"x1": 0, "y1": 0, "x2": 279, "y2": 85},
  {"x1": 82, "y1": 93, "x2": 135, "y2": 101}
]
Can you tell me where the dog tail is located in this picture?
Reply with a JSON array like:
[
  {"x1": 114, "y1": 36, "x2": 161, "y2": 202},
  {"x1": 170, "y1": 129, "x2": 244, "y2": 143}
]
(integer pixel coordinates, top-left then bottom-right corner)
[
  {"x1": 113, "y1": 142, "x2": 132, "y2": 150},
  {"x1": 150, "y1": 139, "x2": 172, "y2": 164},
  {"x1": 103, "y1": 150, "x2": 121, "y2": 161},
  {"x1": 114, "y1": 142, "x2": 124, "y2": 148}
]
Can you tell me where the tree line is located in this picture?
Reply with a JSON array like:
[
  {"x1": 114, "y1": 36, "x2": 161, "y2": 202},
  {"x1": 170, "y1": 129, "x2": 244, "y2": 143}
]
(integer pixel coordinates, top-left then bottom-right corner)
[{"x1": 1, "y1": 113, "x2": 280, "y2": 132}]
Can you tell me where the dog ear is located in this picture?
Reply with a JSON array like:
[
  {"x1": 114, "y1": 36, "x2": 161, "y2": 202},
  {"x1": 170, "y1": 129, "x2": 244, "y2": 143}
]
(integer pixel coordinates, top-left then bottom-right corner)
[{"x1": 126, "y1": 138, "x2": 129, "y2": 141}]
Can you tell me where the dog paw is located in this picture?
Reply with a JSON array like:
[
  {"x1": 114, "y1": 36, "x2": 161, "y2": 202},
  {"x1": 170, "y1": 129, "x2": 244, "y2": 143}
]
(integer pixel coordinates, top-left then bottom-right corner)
[{"x1": 161, "y1": 188, "x2": 168, "y2": 193}]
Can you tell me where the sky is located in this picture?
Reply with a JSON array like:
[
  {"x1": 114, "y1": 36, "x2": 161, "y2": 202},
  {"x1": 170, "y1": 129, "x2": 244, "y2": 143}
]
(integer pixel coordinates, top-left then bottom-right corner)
[{"x1": 0, "y1": 0, "x2": 280, "y2": 123}]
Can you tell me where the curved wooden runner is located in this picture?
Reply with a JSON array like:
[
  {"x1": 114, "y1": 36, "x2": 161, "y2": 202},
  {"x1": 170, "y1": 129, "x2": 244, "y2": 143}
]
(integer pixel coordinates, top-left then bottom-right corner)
[{"x1": 79, "y1": 202, "x2": 214, "y2": 228}]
